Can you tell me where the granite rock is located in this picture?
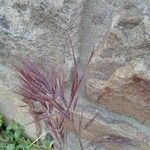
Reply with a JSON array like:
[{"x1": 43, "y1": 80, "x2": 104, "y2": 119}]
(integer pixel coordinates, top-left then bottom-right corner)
[{"x1": 86, "y1": 0, "x2": 150, "y2": 126}]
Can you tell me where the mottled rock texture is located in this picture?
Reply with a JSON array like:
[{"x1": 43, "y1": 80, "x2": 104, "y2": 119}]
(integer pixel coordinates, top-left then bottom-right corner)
[
  {"x1": 0, "y1": 0, "x2": 85, "y2": 80},
  {"x1": 0, "y1": 0, "x2": 150, "y2": 149},
  {"x1": 85, "y1": 0, "x2": 150, "y2": 125},
  {"x1": 65, "y1": 100, "x2": 150, "y2": 150}
]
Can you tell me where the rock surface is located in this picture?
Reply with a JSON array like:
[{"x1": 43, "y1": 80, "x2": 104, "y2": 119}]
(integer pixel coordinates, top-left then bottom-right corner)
[
  {"x1": 85, "y1": 0, "x2": 150, "y2": 125},
  {"x1": 0, "y1": 0, "x2": 150, "y2": 149},
  {"x1": 0, "y1": 0, "x2": 85, "y2": 80},
  {"x1": 65, "y1": 99, "x2": 150, "y2": 150}
]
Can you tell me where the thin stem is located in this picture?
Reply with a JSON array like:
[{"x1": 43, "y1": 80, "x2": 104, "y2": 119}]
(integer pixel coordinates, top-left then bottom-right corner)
[
  {"x1": 27, "y1": 131, "x2": 47, "y2": 148},
  {"x1": 67, "y1": 115, "x2": 84, "y2": 150},
  {"x1": 72, "y1": 122, "x2": 84, "y2": 150}
]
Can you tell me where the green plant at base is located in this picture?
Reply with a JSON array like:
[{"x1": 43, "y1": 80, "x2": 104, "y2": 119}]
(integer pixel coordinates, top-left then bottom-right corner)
[{"x1": 0, "y1": 116, "x2": 53, "y2": 150}]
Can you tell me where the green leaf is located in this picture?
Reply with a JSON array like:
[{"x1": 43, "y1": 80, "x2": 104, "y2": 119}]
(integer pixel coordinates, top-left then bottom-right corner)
[
  {"x1": 16, "y1": 143, "x2": 26, "y2": 150},
  {"x1": 41, "y1": 139, "x2": 51, "y2": 147},
  {"x1": 6, "y1": 122, "x2": 16, "y2": 130},
  {"x1": 41, "y1": 138, "x2": 54, "y2": 149},
  {"x1": 14, "y1": 129, "x2": 23, "y2": 141},
  {"x1": 0, "y1": 120, "x2": 52, "y2": 150},
  {"x1": 6, "y1": 144, "x2": 16, "y2": 150},
  {"x1": 7, "y1": 122, "x2": 23, "y2": 131},
  {"x1": 0, "y1": 114, "x2": 4, "y2": 127}
]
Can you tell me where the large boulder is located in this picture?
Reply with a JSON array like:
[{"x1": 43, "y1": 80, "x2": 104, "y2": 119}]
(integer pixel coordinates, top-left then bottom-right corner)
[{"x1": 86, "y1": 0, "x2": 150, "y2": 125}]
